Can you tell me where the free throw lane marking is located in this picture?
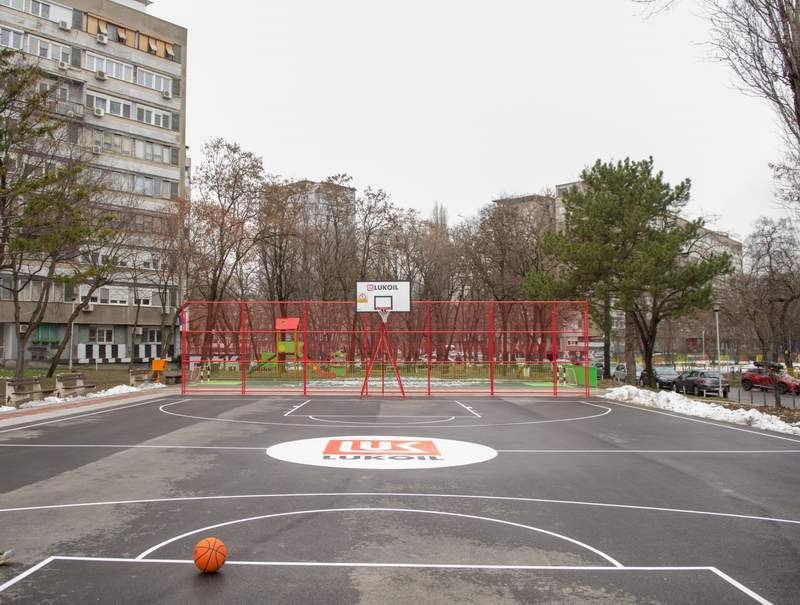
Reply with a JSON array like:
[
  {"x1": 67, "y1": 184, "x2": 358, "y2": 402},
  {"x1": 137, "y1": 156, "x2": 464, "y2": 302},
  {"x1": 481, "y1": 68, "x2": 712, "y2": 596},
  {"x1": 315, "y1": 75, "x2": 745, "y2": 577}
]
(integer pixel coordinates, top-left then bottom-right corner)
[
  {"x1": 284, "y1": 399, "x2": 311, "y2": 416},
  {"x1": 455, "y1": 400, "x2": 481, "y2": 417}
]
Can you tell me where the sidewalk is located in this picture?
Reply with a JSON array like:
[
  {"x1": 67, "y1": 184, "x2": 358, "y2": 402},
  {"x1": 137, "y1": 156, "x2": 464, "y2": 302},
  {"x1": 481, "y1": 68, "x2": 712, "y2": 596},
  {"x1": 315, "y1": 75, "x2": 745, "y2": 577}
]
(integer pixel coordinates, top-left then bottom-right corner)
[{"x1": 0, "y1": 386, "x2": 180, "y2": 429}]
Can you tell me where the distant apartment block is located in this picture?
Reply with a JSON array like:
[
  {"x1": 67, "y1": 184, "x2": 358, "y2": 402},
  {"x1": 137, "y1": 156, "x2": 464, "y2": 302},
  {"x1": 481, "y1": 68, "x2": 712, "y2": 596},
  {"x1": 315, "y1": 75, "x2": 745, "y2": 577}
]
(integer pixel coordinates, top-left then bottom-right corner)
[{"x1": 0, "y1": 0, "x2": 187, "y2": 367}]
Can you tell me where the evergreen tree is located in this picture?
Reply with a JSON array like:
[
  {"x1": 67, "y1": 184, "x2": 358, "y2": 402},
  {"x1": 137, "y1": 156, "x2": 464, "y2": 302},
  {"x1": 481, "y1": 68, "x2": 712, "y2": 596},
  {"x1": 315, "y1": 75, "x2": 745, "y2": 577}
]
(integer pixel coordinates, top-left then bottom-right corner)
[{"x1": 527, "y1": 157, "x2": 731, "y2": 386}]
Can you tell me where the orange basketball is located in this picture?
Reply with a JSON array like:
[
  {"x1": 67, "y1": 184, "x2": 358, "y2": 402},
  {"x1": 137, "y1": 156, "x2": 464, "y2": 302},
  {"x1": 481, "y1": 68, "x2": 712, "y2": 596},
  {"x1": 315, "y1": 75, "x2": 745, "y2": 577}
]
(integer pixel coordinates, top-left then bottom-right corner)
[{"x1": 193, "y1": 537, "x2": 228, "y2": 573}]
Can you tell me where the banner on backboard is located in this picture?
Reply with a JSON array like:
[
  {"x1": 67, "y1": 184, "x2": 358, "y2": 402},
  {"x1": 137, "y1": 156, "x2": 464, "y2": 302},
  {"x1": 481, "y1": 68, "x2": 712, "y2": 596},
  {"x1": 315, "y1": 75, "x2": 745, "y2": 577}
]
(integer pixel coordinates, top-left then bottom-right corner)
[{"x1": 356, "y1": 281, "x2": 411, "y2": 313}]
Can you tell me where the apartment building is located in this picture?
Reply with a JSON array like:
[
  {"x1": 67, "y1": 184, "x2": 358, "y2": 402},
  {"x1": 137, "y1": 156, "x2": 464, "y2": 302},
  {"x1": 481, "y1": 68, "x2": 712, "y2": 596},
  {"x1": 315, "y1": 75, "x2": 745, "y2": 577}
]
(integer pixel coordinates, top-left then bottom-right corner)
[{"x1": 0, "y1": 0, "x2": 187, "y2": 367}]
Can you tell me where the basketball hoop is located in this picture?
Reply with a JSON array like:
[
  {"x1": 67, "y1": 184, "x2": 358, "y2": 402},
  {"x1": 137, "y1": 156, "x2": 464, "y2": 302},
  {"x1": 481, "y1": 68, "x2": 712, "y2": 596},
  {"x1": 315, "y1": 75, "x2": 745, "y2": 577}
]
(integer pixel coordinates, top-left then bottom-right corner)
[{"x1": 376, "y1": 307, "x2": 391, "y2": 324}]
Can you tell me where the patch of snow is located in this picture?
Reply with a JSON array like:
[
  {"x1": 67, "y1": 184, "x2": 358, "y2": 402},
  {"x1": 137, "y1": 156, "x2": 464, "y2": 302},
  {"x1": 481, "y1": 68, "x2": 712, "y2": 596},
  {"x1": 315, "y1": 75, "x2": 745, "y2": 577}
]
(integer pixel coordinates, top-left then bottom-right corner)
[
  {"x1": 0, "y1": 405, "x2": 17, "y2": 414},
  {"x1": 18, "y1": 382, "x2": 166, "y2": 410},
  {"x1": 603, "y1": 385, "x2": 800, "y2": 436}
]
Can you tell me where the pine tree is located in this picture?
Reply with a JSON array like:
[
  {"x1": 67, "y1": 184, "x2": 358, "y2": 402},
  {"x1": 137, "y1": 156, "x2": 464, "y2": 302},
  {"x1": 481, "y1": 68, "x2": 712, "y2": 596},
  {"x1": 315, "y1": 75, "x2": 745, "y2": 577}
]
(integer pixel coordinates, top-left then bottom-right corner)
[{"x1": 527, "y1": 157, "x2": 731, "y2": 386}]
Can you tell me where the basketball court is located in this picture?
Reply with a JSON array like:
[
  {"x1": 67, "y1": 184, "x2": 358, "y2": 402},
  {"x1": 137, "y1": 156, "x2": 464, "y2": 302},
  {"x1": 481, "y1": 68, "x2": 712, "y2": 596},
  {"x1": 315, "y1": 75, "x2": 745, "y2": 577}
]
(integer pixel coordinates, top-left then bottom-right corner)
[
  {"x1": 0, "y1": 288, "x2": 798, "y2": 603},
  {"x1": 0, "y1": 390, "x2": 798, "y2": 604}
]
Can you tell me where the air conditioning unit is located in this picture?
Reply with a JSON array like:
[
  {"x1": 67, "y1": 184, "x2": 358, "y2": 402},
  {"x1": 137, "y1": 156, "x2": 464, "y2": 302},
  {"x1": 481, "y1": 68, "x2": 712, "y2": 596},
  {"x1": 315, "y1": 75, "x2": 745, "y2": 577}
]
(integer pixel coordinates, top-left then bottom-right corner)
[
  {"x1": 95, "y1": 70, "x2": 107, "y2": 81},
  {"x1": 96, "y1": 33, "x2": 109, "y2": 45},
  {"x1": 82, "y1": 304, "x2": 94, "y2": 313},
  {"x1": 18, "y1": 323, "x2": 29, "y2": 334},
  {"x1": 161, "y1": 89, "x2": 172, "y2": 100},
  {"x1": 91, "y1": 144, "x2": 102, "y2": 155},
  {"x1": 93, "y1": 107, "x2": 104, "y2": 118},
  {"x1": 57, "y1": 60, "x2": 69, "y2": 71},
  {"x1": 134, "y1": 327, "x2": 143, "y2": 335},
  {"x1": 59, "y1": 20, "x2": 71, "y2": 31}
]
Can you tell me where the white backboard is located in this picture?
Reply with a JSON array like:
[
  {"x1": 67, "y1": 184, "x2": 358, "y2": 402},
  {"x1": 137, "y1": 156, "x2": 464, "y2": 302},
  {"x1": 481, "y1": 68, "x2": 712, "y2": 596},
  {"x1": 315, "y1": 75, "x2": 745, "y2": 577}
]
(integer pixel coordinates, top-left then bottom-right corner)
[{"x1": 356, "y1": 281, "x2": 411, "y2": 313}]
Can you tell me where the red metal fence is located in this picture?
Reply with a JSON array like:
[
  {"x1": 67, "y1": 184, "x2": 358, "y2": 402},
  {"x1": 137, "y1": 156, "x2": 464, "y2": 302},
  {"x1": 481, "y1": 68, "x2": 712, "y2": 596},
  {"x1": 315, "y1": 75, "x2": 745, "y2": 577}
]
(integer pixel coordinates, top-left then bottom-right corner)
[{"x1": 181, "y1": 300, "x2": 591, "y2": 397}]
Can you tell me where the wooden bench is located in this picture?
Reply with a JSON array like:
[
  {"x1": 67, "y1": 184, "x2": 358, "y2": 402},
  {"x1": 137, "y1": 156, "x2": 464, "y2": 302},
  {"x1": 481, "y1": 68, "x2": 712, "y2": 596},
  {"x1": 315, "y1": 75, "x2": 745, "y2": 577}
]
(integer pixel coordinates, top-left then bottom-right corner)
[
  {"x1": 162, "y1": 371, "x2": 181, "y2": 385},
  {"x1": 55, "y1": 373, "x2": 96, "y2": 399},
  {"x1": 129, "y1": 368, "x2": 153, "y2": 387},
  {"x1": 2, "y1": 377, "x2": 56, "y2": 408}
]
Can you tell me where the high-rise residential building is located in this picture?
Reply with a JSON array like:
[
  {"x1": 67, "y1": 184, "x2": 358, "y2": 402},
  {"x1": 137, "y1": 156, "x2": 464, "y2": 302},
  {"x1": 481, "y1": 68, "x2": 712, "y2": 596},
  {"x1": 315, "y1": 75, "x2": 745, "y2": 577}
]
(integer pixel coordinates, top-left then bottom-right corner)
[{"x1": 0, "y1": 0, "x2": 187, "y2": 367}]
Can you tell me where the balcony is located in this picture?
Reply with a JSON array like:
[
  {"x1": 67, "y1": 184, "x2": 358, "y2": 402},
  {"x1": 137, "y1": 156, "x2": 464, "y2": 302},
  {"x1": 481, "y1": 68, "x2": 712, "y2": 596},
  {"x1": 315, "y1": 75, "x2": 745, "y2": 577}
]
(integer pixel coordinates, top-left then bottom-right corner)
[{"x1": 45, "y1": 99, "x2": 85, "y2": 119}]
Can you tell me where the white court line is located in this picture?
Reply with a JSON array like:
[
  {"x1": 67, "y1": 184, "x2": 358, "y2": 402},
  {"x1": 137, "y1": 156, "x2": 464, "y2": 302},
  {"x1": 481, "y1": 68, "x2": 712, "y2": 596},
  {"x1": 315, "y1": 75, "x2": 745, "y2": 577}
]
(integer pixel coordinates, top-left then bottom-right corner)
[
  {"x1": 308, "y1": 415, "x2": 456, "y2": 425},
  {"x1": 497, "y1": 449, "x2": 800, "y2": 454},
  {"x1": 709, "y1": 566, "x2": 773, "y2": 605},
  {"x1": 159, "y1": 399, "x2": 612, "y2": 428},
  {"x1": 0, "y1": 556, "x2": 54, "y2": 593},
  {"x1": 3, "y1": 443, "x2": 797, "y2": 455},
  {"x1": 283, "y1": 399, "x2": 311, "y2": 416},
  {"x1": 299, "y1": 415, "x2": 467, "y2": 418},
  {"x1": 0, "y1": 557, "x2": 773, "y2": 604},
  {"x1": 604, "y1": 400, "x2": 800, "y2": 444},
  {"x1": 2, "y1": 492, "x2": 797, "y2": 526},
  {"x1": 0, "y1": 397, "x2": 177, "y2": 435},
  {"x1": 455, "y1": 400, "x2": 481, "y2": 418},
  {"x1": 135, "y1": 506, "x2": 623, "y2": 567},
  {"x1": 0, "y1": 443, "x2": 268, "y2": 451}
]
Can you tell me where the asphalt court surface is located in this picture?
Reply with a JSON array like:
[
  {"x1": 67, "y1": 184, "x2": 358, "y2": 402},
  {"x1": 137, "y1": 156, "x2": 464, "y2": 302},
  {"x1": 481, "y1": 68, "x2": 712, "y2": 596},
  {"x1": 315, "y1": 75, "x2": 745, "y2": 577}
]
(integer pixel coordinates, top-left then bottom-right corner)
[{"x1": 0, "y1": 393, "x2": 798, "y2": 603}]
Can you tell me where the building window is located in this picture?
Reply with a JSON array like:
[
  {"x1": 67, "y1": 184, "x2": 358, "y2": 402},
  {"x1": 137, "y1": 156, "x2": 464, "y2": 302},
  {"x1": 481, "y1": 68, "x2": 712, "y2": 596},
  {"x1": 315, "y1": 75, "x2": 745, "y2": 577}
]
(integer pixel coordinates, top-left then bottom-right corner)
[
  {"x1": 0, "y1": 27, "x2": 23, "y2": 50},
  {"x1": 90, "y1": 94, "x2": 132, "y2": 119},
  {"x1": 0, "y1": 0, "x2": 25, "y2": 11},
  {"x1": 135, "y1": 105, "x2": 171, "y2": 129},
  {"x1": 145, "y1": 329, "x2": 161, "y2": 343},
  {"x1": 30, "y1": 1, "x2": 50, "y2": 19},
  {"x1": 136, "y1": 68, "x2": 172, "y2": 93},
  {"x1": 134, "y1": 175, "x2": 154, "y2": 196},
  {"x1": 29, "y1": 37, "x2": 71, "y2": 63},
  {"x1": 86, "y1": 52, "x2": 134, "y2": 82},
  {"x1": 134, "y1": 139, "x2": 173, "y2": 163},
  {"x1": 88, "y1": 327, "x2": 113, "y2": 343}
]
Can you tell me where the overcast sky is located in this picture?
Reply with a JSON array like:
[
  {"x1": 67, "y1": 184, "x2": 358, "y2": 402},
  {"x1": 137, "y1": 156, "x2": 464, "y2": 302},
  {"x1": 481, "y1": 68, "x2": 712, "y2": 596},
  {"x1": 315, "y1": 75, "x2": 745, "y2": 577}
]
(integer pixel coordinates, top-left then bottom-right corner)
[{"x1": 147, "y1": 0, "x2": 783, "y2": 242}]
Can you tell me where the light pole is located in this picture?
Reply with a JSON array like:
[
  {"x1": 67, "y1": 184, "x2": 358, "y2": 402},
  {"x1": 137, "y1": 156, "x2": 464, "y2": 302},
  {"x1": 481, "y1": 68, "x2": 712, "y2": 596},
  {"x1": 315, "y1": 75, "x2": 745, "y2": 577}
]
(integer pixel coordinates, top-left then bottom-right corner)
[{"x1": 713, "y1": 303, "x2": 721, "y2": 375}]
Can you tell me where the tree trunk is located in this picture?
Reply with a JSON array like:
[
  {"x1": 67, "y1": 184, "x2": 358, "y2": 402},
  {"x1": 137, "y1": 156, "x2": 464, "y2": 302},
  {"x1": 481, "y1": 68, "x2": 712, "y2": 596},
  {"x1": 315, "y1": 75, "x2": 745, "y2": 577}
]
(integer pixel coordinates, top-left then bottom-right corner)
[
  {"x1": 603, "y1": 297, "x2": 612, "y2": 380},
  {"x1": 129, "y1": 303, "x2": 142, "y2": 371},
  {"x1": 624, "y1": 307, "x2": 637, "y2": 385},
  {"x1": 47, "y1": 307, "x2": 81, "y2": 377}
]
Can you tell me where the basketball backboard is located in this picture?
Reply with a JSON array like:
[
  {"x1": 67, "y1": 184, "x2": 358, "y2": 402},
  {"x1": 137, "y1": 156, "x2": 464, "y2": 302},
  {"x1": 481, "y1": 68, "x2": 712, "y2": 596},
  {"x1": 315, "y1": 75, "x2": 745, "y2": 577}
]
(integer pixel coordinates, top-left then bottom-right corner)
[{"x1": 356, "y1": 281, "x2": 411, "y2": 313}]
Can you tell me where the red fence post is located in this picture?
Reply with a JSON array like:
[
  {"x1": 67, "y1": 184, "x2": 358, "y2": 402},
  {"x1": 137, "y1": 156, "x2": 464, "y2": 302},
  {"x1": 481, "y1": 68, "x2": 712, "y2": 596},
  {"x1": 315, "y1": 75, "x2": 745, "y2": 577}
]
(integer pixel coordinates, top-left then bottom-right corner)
[
  {"x1": 180, "y1": 303, "x2": 187, "y2": 396},
  {"x1": 552, "y1": 302, "x2": 558, "y2": 398},
  {"x1": 240, "y1": 302, "x2": 246, "y2": 396},
  {"x1": 584, "y1": 301, "x2": 590, "y2": 397},
  {"x1": 489, "y1": 302, "x2": 495, "y2": 396},
  {"x1": 426, "y1": 302, "x2": 432, "y2": 397},
  {"x1": 303, "y1": 302, "x2": 308, "y2": 396}
]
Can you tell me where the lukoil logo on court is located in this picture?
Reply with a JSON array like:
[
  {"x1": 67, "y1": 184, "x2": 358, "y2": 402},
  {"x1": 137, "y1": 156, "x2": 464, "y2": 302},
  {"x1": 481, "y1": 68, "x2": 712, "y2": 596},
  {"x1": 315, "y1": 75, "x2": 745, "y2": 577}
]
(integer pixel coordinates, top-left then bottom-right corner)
[
  {"x1": 266, "y1": 435, "x2": 497, "y2": 469},
  {"x1": 323, "y1": 439, "x2": 442, "y2": 460}
]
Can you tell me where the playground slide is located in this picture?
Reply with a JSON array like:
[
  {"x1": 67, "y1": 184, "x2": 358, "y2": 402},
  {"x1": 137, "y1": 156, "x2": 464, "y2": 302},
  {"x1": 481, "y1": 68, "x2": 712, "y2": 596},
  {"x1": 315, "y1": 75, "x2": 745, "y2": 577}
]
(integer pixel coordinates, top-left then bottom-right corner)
[{"x1": 312, "y1": 365, "x2": 337, "y2": 379}]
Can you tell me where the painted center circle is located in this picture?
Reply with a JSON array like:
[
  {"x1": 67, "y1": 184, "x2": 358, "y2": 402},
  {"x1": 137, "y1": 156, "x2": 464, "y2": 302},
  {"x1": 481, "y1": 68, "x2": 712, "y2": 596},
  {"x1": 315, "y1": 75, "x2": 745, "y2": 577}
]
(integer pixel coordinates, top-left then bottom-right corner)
[{"x1": 266, "y1": 435, "x2": 498, "y2": 469}]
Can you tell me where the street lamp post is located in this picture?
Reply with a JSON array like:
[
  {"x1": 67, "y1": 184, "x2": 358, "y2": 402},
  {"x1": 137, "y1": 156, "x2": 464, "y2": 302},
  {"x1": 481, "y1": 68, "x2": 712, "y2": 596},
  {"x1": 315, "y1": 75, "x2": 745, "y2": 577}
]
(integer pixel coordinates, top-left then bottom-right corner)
[{"x1": 713, "y1": 303, "x2": 721, "y2": 376}]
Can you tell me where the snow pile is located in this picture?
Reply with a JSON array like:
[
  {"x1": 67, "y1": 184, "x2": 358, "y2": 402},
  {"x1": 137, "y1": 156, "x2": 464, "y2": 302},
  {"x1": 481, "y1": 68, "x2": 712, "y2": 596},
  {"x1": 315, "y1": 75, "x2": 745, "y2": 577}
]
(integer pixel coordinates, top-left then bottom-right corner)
[
  {"x1": 0, "y1": 405, "x2": 16, "y2": 414},
  {"x1": 17, "y1": 382, "x2": 166, "y2": 410},
  {"x1": 603, "y1": 385, "x2": 800, "y2": 436}
]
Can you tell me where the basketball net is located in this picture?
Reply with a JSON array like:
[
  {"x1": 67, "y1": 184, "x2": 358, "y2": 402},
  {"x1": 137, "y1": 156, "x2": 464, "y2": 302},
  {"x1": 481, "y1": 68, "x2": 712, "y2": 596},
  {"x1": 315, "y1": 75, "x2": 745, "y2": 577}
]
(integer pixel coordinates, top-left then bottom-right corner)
[{"x1": 376, "y1": 307, "x2": 391, "y2": 324}]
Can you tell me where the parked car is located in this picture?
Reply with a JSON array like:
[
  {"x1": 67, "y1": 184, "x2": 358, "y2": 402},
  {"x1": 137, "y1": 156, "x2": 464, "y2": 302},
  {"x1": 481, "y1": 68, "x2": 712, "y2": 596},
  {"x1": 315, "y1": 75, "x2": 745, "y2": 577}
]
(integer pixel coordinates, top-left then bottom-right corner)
[
  {"x1": 639, "y1": 367, "x2": 679, "y2": 390},
  {"x1": 675, "y1": 370, "x2": 730, "y2": 397},
  {"x1": 741, "y1": 363, "x2": 800, "y2": 395}
]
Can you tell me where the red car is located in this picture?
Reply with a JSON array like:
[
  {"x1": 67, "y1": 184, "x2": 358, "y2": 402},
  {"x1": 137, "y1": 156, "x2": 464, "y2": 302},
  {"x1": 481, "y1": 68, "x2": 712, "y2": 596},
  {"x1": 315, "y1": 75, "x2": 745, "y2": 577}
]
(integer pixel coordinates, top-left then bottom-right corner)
[{"x1": 741, "y1": 364, "x2": 800, "y2": 395}]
